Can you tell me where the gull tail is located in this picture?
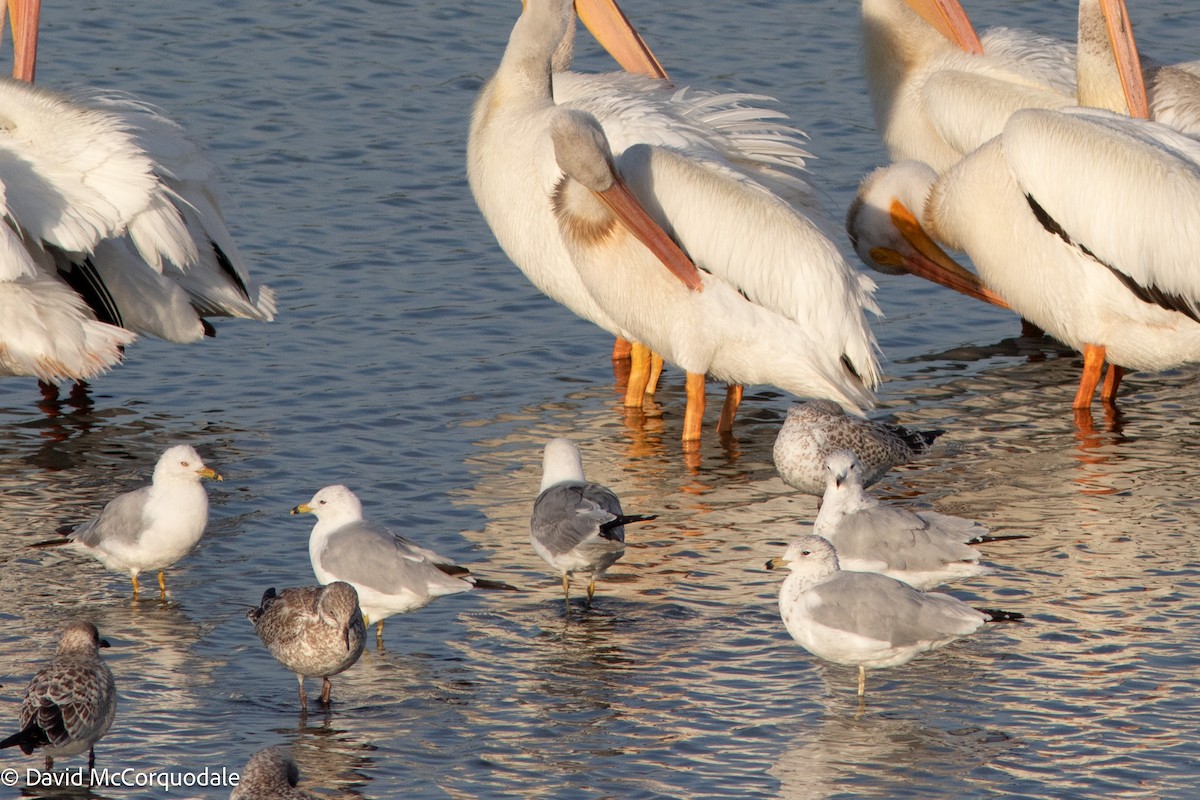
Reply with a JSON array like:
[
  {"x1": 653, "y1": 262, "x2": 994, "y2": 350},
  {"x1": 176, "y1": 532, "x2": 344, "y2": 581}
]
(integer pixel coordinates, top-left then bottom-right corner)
[
  {"x1": 966, "y1": 533, "x2": 1031, "y2": 545},
  {"x1": 600, "y1": 513, "x2": 658, "y2": 534},
  {"x1": 29, "y1": 537, "x2": 71, "y2": 549},
  {"x1": 0, "y1": 722, "x2": 50, "y2": 756},
  {"x1": 471, "y1": 577, "x2": 521, "y2": 592},
  {"x1": 978, "y1": 608, "x2": 1024, "y2": 623},
  {"x1": 900, "y1": 426, "x2": 945, "y2": 455}
]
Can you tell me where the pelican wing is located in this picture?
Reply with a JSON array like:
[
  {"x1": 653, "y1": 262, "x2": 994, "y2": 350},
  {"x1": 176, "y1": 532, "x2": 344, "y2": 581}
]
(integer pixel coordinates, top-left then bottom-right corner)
[
  {"x1": 613, "y1": 142, "x2": 881, "y2": 389},
  {"x1": 1003, "y1": 107, "x2": 1200, "y2": 318}
]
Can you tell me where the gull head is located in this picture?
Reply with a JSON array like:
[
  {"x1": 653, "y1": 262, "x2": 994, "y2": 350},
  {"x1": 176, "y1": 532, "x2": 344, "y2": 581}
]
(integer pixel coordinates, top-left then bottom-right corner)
[
  {"x1": 540, "y1": 438, "x2": 587, "y2": 491},
  {"x1": 57, "y1": 621, "x2": 110, "y2": 657},
  {"x1": 291, "y1": 484, "x2": 364, "y2": 526},
  {"x1": 154, "y1": 444, "x2": 222, "y2": 484},
  {"x1": 765, "y1": 535, "x2": 840, "y2": 578}
]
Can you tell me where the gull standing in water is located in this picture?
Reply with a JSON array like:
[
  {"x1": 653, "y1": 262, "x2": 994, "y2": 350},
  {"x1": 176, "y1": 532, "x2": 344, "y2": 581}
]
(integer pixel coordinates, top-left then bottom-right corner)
[
  {"x1": 0, "y1": 622, "x2": 116, "y2": 771},
  {"x1": 773, "y1": 400, "x2": 942, "y2": 497},
  {"x1": 247, "y1": 582, "x2": 366, "y2": 708},
  {"x1": 49, "y1": 444, "x2": 221, "y2": 598},
  {"x1": 766, "y1": 536, "x2": 1020, "y2": 697},
  {"x1": 531, "y1": 438, "x2": 656, "y2": 608},
  {"x1": 292, "y1": 485, "x2": 517, "y2": 643},
  {"x1": 230, "y1": 747, "x2": 318, "y2": 800},
  {"x1": 814, "y1": 450, "x2": 1023, "y2": 589}
]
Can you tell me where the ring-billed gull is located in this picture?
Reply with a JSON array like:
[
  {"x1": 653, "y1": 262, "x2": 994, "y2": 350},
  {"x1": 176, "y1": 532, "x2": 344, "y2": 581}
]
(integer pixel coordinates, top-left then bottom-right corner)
[
  {"x1": 231, "y1": 747, "x2": 317, "y2": 800},
  {"x1": 0, "y1": 622, "x2": 116, "y2": 771},
  {"x1": 292, "y1": 485, "x2": 517, "y2": 643},
  {"x1": 814, "y1": 450, "x2": 1024, "y2": 589},
  {"x1": 51, "y1": 444, "x2": 222, "y2": 598},
  {"x1": 248, "y1": 582, "x2": 366, "y2": 708},
  {"x1": 773, "y1": 400, "x2": 943, "y2": 496},
  {"x1": 765, "y1": 536, "x2": 1021, "y2": 696},
  {"x1": 532, "y1": 438, "x2": 656, "y2": 608}
]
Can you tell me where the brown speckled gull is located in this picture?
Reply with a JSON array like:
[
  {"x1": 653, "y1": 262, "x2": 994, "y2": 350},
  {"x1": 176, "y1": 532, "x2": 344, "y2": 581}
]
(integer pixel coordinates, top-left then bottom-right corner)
[
  {"x1": 772, "y1": 399, "x2": 943, "y2": 496},
  {"x1": 0, "y1": 621, "x2": 116, "y2": 771},
  {"x1": 230, "y1": 746, "x2": 317, "y2": 800},
  {"x1": 248, "y1": 581, "x2": 366, "y2": 708}
]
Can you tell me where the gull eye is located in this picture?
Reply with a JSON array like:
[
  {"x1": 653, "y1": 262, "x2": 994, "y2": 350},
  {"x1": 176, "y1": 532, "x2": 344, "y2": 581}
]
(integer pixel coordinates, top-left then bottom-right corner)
[
  {"x1": 801, "y1": 549, "x2": 812, "y2": 556},
  {"x1": 180, "y1": 461, "x2": 190, "y2": 467}
]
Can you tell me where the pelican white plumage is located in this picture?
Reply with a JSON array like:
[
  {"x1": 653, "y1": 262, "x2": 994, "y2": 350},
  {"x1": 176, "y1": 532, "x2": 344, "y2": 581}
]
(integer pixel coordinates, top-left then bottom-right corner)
[
  {"x1": 0, "y1": 0, "x2": 274, "y2": 383},
  {"x1": 848, "y1": 105, "x2": 1200, "y2": 410},
  {"x1": 471, "y1": 0, "x2": 881, "y2": 440},
  {"x1": 862, "y1": 0, "x2": 1075, "y2": 173},
  {"x1": 1076, "y1": 0, "x2": 1200, "y2": 135}
]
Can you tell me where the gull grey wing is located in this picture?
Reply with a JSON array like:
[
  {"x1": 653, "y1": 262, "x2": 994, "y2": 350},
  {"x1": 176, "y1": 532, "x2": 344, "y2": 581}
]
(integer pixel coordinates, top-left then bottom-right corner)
[
  {"x1": 532, "y1": 482, "x2": 624, "y2": 558},
  {"x1": 807, "y1": 572, "x2": 984, "y2": 647},
  {"x1": 69, "y1": 488, "x2": 152, "y2": 549},
  {"x1": 319, "y1": 521, "x2": 467, "y2": 597},
  {"x1": 832, "y1": 506, "x2": 981, "y2": 571}
]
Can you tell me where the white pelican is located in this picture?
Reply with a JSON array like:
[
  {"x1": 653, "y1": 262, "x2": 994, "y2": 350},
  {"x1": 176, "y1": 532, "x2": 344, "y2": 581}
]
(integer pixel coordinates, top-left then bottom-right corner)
[
  {"x1": 0, "y1": 0, "x2": 274, "y2": 383},
  {"x1": 1077, "y1": 0, "x2": 1200, "y2": 135},
  {"x1": 863, "y1": 0, "x2": 1075, "y2": 173},
  {"x1": 848, "y1": 105, "x2": 1200, "y2": 410},
  {"x1": 470, "y1": 0, "x2": 851, "y2": 440}
]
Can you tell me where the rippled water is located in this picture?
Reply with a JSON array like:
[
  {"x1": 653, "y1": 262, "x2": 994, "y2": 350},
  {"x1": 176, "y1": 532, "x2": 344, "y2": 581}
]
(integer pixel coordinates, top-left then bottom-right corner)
[{"x1": 2, "y1": 0, "x2": 1200, "y2": 797}]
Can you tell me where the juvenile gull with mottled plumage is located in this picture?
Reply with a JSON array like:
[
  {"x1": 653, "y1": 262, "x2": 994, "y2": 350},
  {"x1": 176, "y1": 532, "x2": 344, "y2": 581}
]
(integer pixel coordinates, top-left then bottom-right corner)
[
  {"x1": 531, "y1": 438, "x2": 656, "y2": 608},
  {"x1": 52, "y1": 444, "x2": 222, "y2": 598},
  {"x1": 772, "y1": 399, "x2": 942, "y2": 496},
  {"x1": 230, "y1": 746, "x2": 317, "y2": 800},
  {"x1": 766, "y1": 535, "x2": 1021, "y2": 696},
  {"x1": 248, "y1": 581, "x2": 366, "y2": 707},
  {"x1": 292, "y1": 484, "x2": 516, "y2": 643},
  {"x1": 0, "y1": 622, "x2": 116, "y2": 771}
]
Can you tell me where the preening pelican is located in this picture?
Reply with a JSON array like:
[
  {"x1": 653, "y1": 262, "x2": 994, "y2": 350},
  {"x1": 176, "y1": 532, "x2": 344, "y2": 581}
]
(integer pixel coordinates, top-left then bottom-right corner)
[
  {"x1": 848, "y1": 107, "x2": 1200, "y2": 410},
  {"x1": 0, "y1": 0, "x2": 274, "y2": 383},
  {"x1": 863, "y1": 0, "x2": 1075, "y2": 173},
  {"x1": 469, "y1": 0, "x2": 867, "y2": 440},
  {"x1": 1077, "y1": 0, "x2": 1200, "y2": 135}
]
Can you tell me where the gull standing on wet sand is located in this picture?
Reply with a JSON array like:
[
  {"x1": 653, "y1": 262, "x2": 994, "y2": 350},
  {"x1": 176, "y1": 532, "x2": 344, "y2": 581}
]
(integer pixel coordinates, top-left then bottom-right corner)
[
  {"x1": 292, "y1": 485, "x2": 517, "y2": 643},
  {"x1": 0, "y1": 622, "x2": 116, "y2": 771},
  {"x1": 814, "y1": 450, "x2": 1023, "y2": 589},
  {"x1": 247, "y1": 581, "x2": 366, "y2": 708},
  {"x1": 773, "y1": 400, "x2": 942, "y2": 496},
  {"x1": 230, "y1": 747, "x2": 317, "y2": 800},
  {"x1": 531, "y1": 438, "x2": 656, "y2": 608},
  {"x1": 50, "y1": 444, "x2": 222, "y2": 598},
  {"x1": 766, "y1": 536, "x2": 1021, "y2": 696}
]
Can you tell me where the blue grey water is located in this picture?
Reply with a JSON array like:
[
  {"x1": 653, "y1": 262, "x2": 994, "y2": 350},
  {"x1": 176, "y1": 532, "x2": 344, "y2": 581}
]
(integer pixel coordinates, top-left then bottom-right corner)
[{"x1": 1, "y1": 0, "x2": 1199, "y2": 797}]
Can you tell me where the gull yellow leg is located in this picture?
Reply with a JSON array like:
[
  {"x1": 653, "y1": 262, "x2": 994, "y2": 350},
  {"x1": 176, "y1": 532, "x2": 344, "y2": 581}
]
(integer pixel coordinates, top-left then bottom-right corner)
[
  {"x1": 131, "y1": 574, "x2": 140, "y2": 597},
  {"x1": 857, "y1": 666, "x2": 867, "y2": 697},
  {"x1": 586, "y1": 576, "x2": 597, "y2": 607},
  {"x1": 376, "y1": 620, "x2": 385, "y2": 642},
  {"x1": 683, "y1": 372, "x2": 706, "y2": 442},
  {"x1": 158, "y1": 570, "x2": 167, "y2": 599}
]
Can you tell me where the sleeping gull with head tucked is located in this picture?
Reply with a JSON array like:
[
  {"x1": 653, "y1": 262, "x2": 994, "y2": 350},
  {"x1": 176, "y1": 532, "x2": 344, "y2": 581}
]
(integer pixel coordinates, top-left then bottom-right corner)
[
  {"x1": 0, "y1": 621, "x2": 116, "y2": 771},
  {"x1": 773, "y1": 399, "x2": 943, "y2": 496},
  {"x1": 292, "y1": 484, "x2": 517, "y2": 643},
  {"x1": 248, "y1": 581, "x2": 366, "y2": 708},
  {"x1": 766, "y1": 535, "x2": 1021, "y2": 696},
  {"x1": 531, "y1": 438, "x2": 656, "y2": 609},
  {"x1": 814, "y1": 450, "x2": 1024, "y2": 589},
  {"x1": 51, "y1": 444, "x2": 221, "y2": 598},
  {"x1": 231, "y1": 746, "x2": 317, "y2": 800}
]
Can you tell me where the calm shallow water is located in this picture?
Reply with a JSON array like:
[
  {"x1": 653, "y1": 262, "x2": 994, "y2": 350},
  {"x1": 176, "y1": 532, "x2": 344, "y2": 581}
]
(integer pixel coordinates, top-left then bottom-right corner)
[{"x1": 2, "y1": 0, "x2": 1200, "y2": 798}]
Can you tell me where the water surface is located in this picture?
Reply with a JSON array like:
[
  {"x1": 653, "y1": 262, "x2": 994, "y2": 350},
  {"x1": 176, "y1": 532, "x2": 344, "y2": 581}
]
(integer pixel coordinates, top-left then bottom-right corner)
[{"x1": 2, "y1": 1, "x2": 1200, "y2": 798}]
